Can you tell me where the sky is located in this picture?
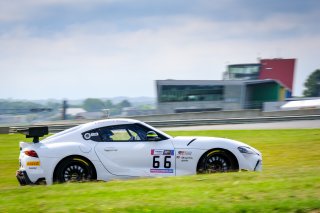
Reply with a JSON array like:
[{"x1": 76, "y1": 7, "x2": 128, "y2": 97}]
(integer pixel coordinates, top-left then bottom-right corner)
[{"x1": 0, "y1": 0, "x2": 320, "y2": 100}]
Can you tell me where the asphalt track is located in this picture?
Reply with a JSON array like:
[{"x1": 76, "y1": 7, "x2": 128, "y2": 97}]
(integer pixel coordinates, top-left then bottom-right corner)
[{"x1": 160, "y1": 119, "x2": 320, "y2": 131}]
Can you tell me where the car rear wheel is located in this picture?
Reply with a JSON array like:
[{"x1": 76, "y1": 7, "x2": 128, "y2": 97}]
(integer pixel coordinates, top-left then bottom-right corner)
[
  {"x1": 197, "y1": 149, "x2": 238, "y2": 173},
  {"x1": 54, "y1": 157, "x2": 96, "y2": 183}
]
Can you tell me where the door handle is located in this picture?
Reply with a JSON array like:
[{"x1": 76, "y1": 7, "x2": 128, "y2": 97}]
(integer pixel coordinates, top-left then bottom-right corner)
[{"x1": 104, "y1": 148, "x2": 118, "y2": 152}]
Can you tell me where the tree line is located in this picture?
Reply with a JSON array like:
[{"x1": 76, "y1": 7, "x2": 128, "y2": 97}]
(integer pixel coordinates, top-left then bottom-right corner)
[
  {"x1": 0, "y1": 98, "x2": 132, "y2": 116},
  {"x1": 82, "y1": 98, "x2": 132, "y2": 115}
]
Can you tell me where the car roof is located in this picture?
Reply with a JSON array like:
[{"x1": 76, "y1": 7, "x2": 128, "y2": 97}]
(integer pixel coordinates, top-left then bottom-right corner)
[{"x1": 79, "y1": 118, "x2": 143, "y2": 131}]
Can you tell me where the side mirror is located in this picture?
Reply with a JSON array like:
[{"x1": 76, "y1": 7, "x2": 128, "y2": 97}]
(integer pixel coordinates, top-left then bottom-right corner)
[{"x1": 146, "y1": 131, "x2": 160, "y2": 141}]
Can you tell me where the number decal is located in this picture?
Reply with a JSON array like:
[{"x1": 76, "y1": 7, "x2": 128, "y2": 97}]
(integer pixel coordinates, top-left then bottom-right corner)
[
  {"x1": 164, "y1": 156, "x2": 171, "y2": 168},
  {"x1": 153, "y1": 156, "x2": 160, "y2": 168},
  {"x1": 153, "y1": 156, "x2": 171, "y2": 168}
]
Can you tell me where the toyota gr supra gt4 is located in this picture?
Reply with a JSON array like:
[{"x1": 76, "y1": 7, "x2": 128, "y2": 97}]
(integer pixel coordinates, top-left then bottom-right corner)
[{"x1": 16, "y1": 119, "x2": 262, "y2": 185}]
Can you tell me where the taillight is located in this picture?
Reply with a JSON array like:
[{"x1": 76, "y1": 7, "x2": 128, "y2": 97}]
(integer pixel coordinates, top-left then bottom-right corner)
[{"x1": 24, "y1": 150, "x2": 39, "y2": 158}]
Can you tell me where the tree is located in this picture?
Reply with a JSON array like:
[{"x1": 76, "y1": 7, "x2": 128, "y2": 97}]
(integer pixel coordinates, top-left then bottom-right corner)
[
  {"x1": 104, "y1": 100, "x2": 114, "y2": 108},
  {"x1": 303, "y1": 69, "x2": 320, "y2": 97},
  {"x1": 117, "y1": 100, "x2": 131, "y2": 108},
  {"x1": 83, "y1": 98, "x2": 105, "y2": 112},
  {"x1": 0, "y1": 101, "x2": 43, "y2": 114}
]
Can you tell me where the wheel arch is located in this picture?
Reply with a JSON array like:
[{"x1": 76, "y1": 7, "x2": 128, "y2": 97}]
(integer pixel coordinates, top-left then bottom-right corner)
[
  {"x1": 196, "y1": 148, "x2": 239, "y2": 173},
  {"x1": 52, "y1": 155, "x2": 97, "y2": 182}
]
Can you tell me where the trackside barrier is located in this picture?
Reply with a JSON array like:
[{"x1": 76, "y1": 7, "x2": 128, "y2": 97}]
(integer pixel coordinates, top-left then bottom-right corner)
[
  {"x1": 0, "y1": 127, "x2": 9, "y2": 134},
  {"x1": 147, "y1": 115, "x2": 320, "y2": 127},
  {"x1": 6, "y1": 114, "x2": 320, "y2": 134}
]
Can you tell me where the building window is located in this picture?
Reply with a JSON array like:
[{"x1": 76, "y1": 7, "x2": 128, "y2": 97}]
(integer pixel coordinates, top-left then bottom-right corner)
[
  {"x1": 159, "y1": 85, "x2": 224, "y2": 103},
  {"x1": 227, "y1": 64, "x2": 260, "y2": 80}
]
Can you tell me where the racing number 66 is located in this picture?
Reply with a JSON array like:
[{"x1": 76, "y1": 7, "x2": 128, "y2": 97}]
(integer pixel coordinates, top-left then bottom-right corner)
[{"x1": 153, "y1": 156, "x2": 171, "y2": 168}]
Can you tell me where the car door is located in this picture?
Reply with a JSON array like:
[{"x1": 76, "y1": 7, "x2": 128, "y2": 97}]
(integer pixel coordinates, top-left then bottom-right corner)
[{"x1": 94, "y1": 124, "x2": 176, "y2": 177}]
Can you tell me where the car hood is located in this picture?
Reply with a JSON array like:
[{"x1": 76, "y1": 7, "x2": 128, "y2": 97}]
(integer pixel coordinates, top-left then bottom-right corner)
[{"x1": 170, "y1": 136, "x2": 261, "y2": 155}]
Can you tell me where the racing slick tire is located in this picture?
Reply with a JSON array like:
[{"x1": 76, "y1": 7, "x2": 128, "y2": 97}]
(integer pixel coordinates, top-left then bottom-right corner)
[
  {"x1": 197, "y1": 149, "x2": 239, "y2": 174},
  {"x1": 53, "y1": 156, "x2": 97, "y2": 183}
]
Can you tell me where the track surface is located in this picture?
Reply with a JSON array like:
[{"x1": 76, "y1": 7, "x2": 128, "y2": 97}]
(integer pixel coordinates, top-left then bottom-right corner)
[{"x1": 160, "y1": 119, "x2": 320, "y2": 131}]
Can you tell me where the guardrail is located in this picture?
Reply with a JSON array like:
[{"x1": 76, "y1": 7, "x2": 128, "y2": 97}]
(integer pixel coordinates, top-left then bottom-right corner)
[
  {"x1": 147, "y1": 115, "x2": 320, "y2": 127},
  {"x1": 5, "y1": 114, "x2": 320, "y2": 134}
]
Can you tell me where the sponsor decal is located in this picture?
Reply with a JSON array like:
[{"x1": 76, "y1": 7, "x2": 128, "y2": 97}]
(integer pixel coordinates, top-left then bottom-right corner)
[
  {"x1": 26, "y1": 161, "x2": 40, "y2": 166},
  {"x1": 177, "y1": 156, "x2": 193, "y2": 162},
  {"x1": 29, "y1": 167, "x2": 38, "y2": 170},
  {"x1": 84, "y1": 132, "x2": 99, "y2": 140},
  {"x1": 84, "y1": 133, "x2": 91, "y2": 140},
  {"x1": 90, "y1": 132, "x2": 99, "y2": 136},
  {"x1": 151, "y1": 149, "x2": 174, "y2": 156},
  {"x1": 150, "y1": 168, "x2": 174, "y2": 173},
  {"x1": 178, "y1": 151, "x2": 192, "y2": 155},
  {"x1": 181, "y1": 156, "x2": 193, "y2": 160}
]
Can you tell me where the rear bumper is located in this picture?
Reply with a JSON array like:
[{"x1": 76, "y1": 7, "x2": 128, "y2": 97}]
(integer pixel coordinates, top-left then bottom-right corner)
[
  {"x1": 16, "y1": 170, "x2": 47, "y2": 186},
  {"x1": 16, "y1": 170, "x2": 33, "y2": 186}
]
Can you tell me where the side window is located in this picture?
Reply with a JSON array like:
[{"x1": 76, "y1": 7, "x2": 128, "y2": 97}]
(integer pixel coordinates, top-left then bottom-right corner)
[
  {"x1": 99, "y1": 125, "x2": 140, "y2": 142},
  {"x1": 99, "y1": 127, "x2": 116, "y2": 141},
  {"x1": 82, "y1": 123, "x2": 169, "y2": 142},
  {"x1": 110, "y1": 129, "x2": 131, "y2": 141},
  {"x1": 128, "y1": 129, "x2": 140, "y2": 140},
  {"x1": 133, "y1": 123, "x2": 169, "y2": 141}
]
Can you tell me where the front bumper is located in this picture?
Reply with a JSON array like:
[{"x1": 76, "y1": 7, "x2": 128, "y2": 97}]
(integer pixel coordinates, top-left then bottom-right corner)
[
  {"x1": 16, "y1": 170, "x2": 33, "y2": 186},
  {"x1": 254, "y1": 160, "x2": 262, "y2": 171}
]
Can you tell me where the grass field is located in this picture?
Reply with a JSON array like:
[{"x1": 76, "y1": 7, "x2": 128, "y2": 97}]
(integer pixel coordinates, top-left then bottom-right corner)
[{"x1": 0, "y1": 129, "x2": 319, "y2": 212}]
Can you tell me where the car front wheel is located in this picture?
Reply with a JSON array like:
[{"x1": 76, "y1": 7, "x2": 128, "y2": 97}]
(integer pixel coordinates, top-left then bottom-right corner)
[{"x1": 197, "y1": 150, "x2": 239, "y2": 173}]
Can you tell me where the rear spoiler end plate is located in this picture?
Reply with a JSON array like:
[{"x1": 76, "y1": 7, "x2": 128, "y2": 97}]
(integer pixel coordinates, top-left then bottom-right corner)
[{"x1": 15, "y1": 126, "x2": 49, "y2": 143}]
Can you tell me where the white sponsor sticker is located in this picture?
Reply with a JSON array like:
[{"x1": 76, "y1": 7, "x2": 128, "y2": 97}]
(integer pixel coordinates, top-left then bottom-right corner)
[
  {"x1": 178, "y1": 151, "x2": 192, "y2": 155},
  {"x1": 151, "y1": 149, "x2": 174, "y2": 155},
  {"x1": 84, "y1": 133, "x2": 91, "y2": 140},
  {"x1": 84, "y1": 132, "x2": 99, "y2": 140}
]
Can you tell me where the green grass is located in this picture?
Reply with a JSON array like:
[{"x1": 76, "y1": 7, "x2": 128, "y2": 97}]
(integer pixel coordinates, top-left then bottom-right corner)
[{"x1": 0, "y1": 129, "x2": 320, "y2": 212}]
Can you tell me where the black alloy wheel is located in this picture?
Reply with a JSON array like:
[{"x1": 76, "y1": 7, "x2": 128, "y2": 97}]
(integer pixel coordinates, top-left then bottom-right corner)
[
  {"x1": 198, "y1": 150, "x2": 238, "y2": 173},
  {"x1": 55, "y1": 157, "x2": 96, "y2": 183}
]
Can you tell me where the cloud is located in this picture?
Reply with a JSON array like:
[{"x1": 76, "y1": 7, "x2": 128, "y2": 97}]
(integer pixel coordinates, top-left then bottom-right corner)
[{"x1": 1, "y1": 1, "x2": 320, "y2": 99}]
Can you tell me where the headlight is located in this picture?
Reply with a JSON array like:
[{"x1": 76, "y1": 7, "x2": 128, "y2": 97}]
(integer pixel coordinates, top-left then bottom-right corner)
[{"x1": 238, "y1": 146, "x2": 256, "y2": 154}]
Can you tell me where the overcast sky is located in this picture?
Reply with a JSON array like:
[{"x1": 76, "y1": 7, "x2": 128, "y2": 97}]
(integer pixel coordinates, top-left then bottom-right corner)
[{"x1": 1, "y1": 0, "x2": 320, "y2": 100}]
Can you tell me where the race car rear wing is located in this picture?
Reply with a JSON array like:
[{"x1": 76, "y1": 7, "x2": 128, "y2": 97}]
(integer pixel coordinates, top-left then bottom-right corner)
[{"x1": 16, "y1": 126, "x2": 49, "y2": 143}]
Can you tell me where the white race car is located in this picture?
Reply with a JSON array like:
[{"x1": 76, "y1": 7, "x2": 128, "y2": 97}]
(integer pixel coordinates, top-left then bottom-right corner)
[{"x1": 16, "y1": 119, "x2": 262, "y2": 185}]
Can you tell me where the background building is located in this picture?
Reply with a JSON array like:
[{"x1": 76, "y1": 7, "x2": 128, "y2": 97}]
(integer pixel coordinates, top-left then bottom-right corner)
[
  {"x1": 224, "y1": 58, "x2": 295, "y2": 97},
  {"x1": 157, "y1": 58, "x2": 295, "y2": 114},
  {"x1": 156, "y1": 79, "x2": 288, "y2": 114}
]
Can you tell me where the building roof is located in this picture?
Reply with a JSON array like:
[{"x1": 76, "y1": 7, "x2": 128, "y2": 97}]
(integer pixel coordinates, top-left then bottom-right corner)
[
  {"x1": 157, "y1": 79, "x2": 246, "y2": 86},
  {"x1": 228, "y1": 63, "x2": 260, "y2": 67},
  {"x1": 244, "y1": 79, "x2": 290, "y2": 91},
  {"x1": 156, "y1": 79, "x2": 290, "y2": 90}
]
